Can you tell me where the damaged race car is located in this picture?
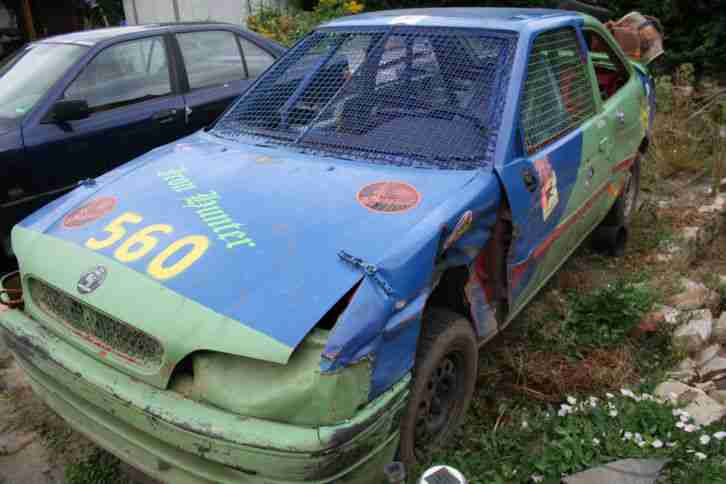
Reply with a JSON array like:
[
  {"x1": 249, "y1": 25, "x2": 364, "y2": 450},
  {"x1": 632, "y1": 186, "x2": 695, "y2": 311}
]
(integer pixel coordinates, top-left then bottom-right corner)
[{"x1": 0, "y1": 7, "x2": 659, "y2": 484}]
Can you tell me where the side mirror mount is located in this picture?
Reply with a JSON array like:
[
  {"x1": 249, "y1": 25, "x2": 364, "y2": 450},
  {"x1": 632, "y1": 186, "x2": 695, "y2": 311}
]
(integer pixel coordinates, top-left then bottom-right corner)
[{"x1": 44, "y1": 100, "x2": 90, "y2": 123}]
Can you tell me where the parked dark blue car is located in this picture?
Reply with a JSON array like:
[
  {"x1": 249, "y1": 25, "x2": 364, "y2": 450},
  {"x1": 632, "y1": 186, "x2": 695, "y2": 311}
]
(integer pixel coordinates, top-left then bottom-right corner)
[{"x1": 0, "y1": 23, "x2": 283, "y2": 256}]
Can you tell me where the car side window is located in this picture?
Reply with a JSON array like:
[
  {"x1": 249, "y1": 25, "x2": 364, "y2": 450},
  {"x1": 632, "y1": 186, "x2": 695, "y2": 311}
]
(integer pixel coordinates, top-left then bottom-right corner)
[
  {"x1": 177, "y1": 31, "x2": 245, "y2": 90},
  {"x1": 65, "y1": 36, "x2": 172, "y2": 113},
  {"x1": 520, "y1": 28, "x2": 596, "y2": 155},
  {"x1": 584, "y1": 30, "x2": 631, "y2": 101},
  {"x1": 238, "y1": 37, "x2": 274, "y2": 78}
]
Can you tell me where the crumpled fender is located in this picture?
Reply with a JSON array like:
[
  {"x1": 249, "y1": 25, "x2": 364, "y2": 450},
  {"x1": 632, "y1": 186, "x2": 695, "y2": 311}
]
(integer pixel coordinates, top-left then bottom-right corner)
[{"x1": 321, "y1": 170, "x2": 502, "y2": 399}]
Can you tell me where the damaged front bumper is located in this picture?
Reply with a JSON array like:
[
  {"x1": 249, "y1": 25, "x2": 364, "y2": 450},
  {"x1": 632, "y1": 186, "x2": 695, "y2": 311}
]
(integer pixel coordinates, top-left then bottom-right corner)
[{"x1": 0, "y1": 306, "x2": 409, "y2": 484}]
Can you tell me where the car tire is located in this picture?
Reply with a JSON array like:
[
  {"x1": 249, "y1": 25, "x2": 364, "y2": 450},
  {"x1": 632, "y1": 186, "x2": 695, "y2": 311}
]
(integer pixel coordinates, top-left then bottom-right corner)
[
  {"x1": 399, "y1": 308, "x2": 478, "y2": 466},
  {"x1": 602, "y1": 154, "x2": 641, "y2": 228}
]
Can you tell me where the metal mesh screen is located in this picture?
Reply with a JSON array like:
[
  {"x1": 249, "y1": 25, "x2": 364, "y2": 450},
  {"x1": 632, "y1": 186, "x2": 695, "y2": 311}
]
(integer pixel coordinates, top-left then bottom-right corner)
[
  {"x1": 521, "y1": 28, "x2": 596, "y2": 155},
  {"x1": 29, "y1": 278, "x2": 164, "y2": 370},
  {"x1": 212, "y1": 27, "x2": 517, "y2": 170}
]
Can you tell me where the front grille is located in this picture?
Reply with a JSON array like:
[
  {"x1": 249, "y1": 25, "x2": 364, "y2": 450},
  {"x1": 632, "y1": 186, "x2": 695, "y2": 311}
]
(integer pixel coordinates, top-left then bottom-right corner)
[{"x1": 29, "y1": 278, "x2": 163, "y2": 370}]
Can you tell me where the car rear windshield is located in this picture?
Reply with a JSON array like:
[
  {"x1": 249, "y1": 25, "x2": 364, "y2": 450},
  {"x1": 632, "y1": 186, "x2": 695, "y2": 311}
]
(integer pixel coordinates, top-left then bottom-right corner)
[
  {"x1": 212, "y1": 27, "x2": 517, "y2": 170},
  {"x1": 0, "y1": 43, "x2": 88, "y2": 120}
]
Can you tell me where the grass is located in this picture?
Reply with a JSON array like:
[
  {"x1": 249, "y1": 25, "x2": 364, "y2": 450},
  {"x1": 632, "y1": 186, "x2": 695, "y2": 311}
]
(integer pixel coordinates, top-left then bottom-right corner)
[{"x1": 65, "y1": 449, "x2": 132, "y2": 484}]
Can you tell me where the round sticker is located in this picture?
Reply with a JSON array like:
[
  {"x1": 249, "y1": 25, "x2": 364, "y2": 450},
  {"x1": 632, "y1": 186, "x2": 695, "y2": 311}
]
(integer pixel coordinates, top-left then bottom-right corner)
[
  {"x1": 357, "y1": 182, "x2": 421, "y2": 213},
  {"x1": 63, "y1": 197, "x2": 117, "y2": 229}
]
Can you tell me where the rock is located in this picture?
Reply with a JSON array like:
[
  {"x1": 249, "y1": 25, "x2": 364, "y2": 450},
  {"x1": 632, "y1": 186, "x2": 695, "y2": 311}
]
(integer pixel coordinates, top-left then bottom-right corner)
[
  {"x1": 683, "y1": 392, "x2": 726, "y2": 426},
  {"x1": 667, "y1": 279, "x2": 719, "y2": 310},
  {"x1": 697, "y1": 195, "x2": 726, "y2": 214},
  {"x1": 695, "y1": 344, "x2": 722, "y2": 366},
  {"x1": 562, "y1": 458, "x2": 669, "y2": 484},
  {"x1": 0, "y1": 431, "x2": 36, "y2": 456},
  {"x1": 654, "y1": 380, "x2": 693, "y2": 402},
  {"x1": 681, "y1": 227, "x2": 699, "y2": 241},
  {"x1": 641, "y1": 305, "x2": 681, "y2": 327},
  {"x1": 700, "y1": 349, "x2": 726, "y2": 380},
  {"x1": 667, "y1": 358, "x2": 698, "y2": 383},
  {"x1": 714, "y1": 313, "x2": 726, "y2": 344},
  {"x1": 709, "y1": 389, "x2": 726, "y2": 404},
  {"x1": 673, "y1": 310, "x2": 713, "y2": 353}
]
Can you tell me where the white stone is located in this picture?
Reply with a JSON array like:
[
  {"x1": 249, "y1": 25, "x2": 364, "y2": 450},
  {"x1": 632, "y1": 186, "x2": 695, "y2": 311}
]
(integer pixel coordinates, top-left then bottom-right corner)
[
  {"x1": 698, "y1": 195, "x2": 726, "y2": 214},
  {"x1": 683, "y1": 393, "x2": 726, "y2": 426},
  {"x1": 673, "y1": 310, "x2": 713, "y2": 353},
  {"x1": 668, "y1": 280, "x2": 719, "y2": 311},
  {"x1": 700, "y1": 350, "x2": 726, "y2": 379},
  {"x1": 709, "y1": 389, "x2": 726, "y2": 405},
  {"x1": 562, "y1": 459, "x2": 669, "y2": 484},
  {"x1": 682, "y1": 227, "x2": 700, "y2": 241},
  {"x1": 714, "y1": 313, "x2": 726, "y2": 344},
  {"x1": 695, "y1": 344, "x2": 722, "y2": 366},
  {"x1": 654, "y1": 380, "x2": 693, "y2": 403}
]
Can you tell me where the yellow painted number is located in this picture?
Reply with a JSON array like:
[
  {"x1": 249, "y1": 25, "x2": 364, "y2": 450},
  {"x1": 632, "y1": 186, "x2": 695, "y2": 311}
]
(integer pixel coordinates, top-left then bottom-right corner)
[
  {"x1": 114, "y1": 224, "x2": 173, "y2": 263},
  {"x1": 86, "y1": 212, "x2": 142, "y2": 250},
  {"x1": 148, "y1": 235, "x2": 210, "y2": 280},
  {"x1": 85, "y1": 212, "x2": 209, "y2": 280}
]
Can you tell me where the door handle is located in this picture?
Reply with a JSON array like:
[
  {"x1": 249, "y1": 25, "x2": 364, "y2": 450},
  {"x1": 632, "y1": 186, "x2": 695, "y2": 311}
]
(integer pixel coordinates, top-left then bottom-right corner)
[{"x1": 152, "y1": 109, "x2": 178, "y2": 124}]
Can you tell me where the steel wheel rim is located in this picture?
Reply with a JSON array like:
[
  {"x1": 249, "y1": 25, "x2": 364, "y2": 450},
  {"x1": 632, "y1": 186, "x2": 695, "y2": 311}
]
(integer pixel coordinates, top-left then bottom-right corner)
[{"x1": 413, "y1": 350, "x2": 464, "y2": 460}]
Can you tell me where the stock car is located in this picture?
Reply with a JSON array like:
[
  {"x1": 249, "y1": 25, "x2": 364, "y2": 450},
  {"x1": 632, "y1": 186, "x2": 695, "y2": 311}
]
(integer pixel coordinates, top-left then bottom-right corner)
[{"x1": 0, "y1": 7, "x2": 656, "y2": 484}]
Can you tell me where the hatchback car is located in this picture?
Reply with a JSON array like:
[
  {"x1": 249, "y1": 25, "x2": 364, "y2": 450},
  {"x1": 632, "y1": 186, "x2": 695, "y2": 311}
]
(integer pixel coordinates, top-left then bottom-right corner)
[
  {"x1": 0, "y1": 23, "x2": 283, "y2": 257},
  {"x1": 0, "y1": 8, "x2": 656, "y2": 483}
]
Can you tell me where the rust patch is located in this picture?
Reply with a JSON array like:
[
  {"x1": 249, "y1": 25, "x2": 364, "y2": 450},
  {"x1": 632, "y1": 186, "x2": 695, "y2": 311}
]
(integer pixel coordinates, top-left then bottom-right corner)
[{"x1": 62, "y1": 197, "x2": 117, "y2": 229}]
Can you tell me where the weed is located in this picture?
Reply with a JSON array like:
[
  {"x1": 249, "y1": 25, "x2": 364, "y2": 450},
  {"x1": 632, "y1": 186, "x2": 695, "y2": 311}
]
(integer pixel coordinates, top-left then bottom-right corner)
[{"x1": 65, "y1": 449, "x2": 132, "y2": 484}]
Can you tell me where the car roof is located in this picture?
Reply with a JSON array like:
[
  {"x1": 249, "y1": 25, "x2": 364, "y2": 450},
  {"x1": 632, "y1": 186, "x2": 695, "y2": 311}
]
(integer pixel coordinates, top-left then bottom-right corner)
[
  {"x1": 36, "y1": 22, "x2": 242, "y2": 47},
  {"x1": 322, "y1": 7, "x2": 583, "y2": 31}
]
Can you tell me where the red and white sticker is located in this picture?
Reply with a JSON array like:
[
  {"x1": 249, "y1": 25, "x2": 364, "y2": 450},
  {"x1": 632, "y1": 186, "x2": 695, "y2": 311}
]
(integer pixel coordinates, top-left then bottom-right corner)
[
  {"x1": 534, "y1": 157, "x2": 559, "y2": 221},
  {"x1": 357, "y1": 182, "x2": 421, "y2": 213},
  {"x1": 63, "y1": 197, "x2": 117, "y2": 229}
]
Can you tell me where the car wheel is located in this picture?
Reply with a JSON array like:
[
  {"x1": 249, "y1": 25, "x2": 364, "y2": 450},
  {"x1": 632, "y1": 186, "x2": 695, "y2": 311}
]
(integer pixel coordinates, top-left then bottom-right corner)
[
  {"x1": 602, "y1": 155, "x2": 641, "y2": 228},
  {"x1": 399, "y1": 308, "x2": 478, "y2": 466}
]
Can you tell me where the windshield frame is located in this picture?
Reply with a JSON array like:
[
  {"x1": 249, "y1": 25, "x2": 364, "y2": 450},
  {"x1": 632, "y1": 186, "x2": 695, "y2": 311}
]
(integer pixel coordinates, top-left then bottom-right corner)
[
  {"x1": 211, "y1": 26, "x2": 518, "y2": 170},
  {"x1": 0, "y1": 41, "x2": 90, "y2": 122}
]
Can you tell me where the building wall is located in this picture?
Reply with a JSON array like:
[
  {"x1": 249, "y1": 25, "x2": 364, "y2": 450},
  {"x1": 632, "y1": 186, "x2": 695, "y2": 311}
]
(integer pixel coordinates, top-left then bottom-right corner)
[{"x1": 123, "y1": 0, "x2": 288, "y2": 26}]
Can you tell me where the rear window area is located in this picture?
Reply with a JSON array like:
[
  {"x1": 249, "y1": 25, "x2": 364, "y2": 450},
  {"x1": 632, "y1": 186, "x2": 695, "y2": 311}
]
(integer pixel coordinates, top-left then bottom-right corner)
[{"x1": 212, "y1": 27, "x2": 517, "y2": 170}]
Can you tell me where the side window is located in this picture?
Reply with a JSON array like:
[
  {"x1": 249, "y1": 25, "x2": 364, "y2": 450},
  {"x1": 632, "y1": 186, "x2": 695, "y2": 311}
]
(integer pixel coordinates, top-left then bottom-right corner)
[
  {"x1": 521, "y1": 28, "x2": 596, "y2": 155},
  {"x1": 65, "y1": 37, "x2": 171, "y2": 112},
  {"x1": 238, "y1": 37, "x2": 274, "y2": 78},
  {"x1": 584, "y1": 30, "x2": 630, "y2": 101},
  {"x1": 177, "y1": 31, "x2": 245, "y2": 90}
]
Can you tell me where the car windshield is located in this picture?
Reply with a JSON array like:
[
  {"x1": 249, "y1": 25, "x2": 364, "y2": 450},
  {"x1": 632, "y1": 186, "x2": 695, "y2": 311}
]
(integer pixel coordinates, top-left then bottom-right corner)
[
  {"x1": 0, "y1": 42, "x2": 88, "y2": 120},
  {"x1": 212, "y1": 27, "x2": 517, "y2": 169}
]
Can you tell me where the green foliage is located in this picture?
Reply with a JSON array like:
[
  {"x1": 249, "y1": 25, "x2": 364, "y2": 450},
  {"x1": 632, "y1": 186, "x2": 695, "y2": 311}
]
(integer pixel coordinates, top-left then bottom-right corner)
[
  {"x1": 65, "y1": 449, "x2": 131, "y2": 484},
  {"x1": 247, "y1": 0, "x2": 364, "y2": 47},
  {"x1": 434, "y1": 391, "x2": 726, "y2": 483}
]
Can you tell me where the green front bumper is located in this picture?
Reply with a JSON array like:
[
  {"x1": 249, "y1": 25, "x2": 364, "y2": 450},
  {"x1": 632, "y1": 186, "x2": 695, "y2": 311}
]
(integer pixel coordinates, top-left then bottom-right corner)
[{"x1": 0, "y1": 307, "x2": 408, "y2": 484}]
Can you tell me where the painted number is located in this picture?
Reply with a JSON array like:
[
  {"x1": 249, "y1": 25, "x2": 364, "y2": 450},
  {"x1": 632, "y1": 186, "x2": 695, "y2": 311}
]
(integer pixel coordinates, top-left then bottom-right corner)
[{"x1": 85, "y1": 212, "x2": 209, "y2": 280}]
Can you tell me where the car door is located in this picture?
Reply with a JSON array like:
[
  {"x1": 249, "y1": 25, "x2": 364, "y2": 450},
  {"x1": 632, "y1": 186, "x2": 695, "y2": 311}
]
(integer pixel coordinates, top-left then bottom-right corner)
[
  {"x1": 23, "y1": 35, "x2": 185, "y2": 194},
  {"x1": 498, "y1": 27, "x2": 603, "y2": 317},
  {"x1": 175, "y1": 30, "x2": 276, "y2": 134}
]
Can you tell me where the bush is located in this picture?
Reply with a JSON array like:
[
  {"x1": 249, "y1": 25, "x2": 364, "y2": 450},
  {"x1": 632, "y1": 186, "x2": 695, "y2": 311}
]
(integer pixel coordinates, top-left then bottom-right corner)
[{"x1": 248, "y1": 0, "x2": 364, "y2": 47}]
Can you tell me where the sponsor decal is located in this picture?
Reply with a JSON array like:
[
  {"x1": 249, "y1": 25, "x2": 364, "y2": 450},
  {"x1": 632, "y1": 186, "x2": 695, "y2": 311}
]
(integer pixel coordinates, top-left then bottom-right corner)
[
  {"x1": 443, "y1": 210, "x2": 474, "y2": 250},
  {"x1": 63, "y1": 197, "x2": 117, "y2": 229},
  {"x1": 357, "y1": 182, "x2": 421, "y2": 213},
  {"x1": 534, "y1": 157, "x2": 559, "y2": 221},
  {"x1": 77, "y1": 266, "x2": 107, "y2": 294}
]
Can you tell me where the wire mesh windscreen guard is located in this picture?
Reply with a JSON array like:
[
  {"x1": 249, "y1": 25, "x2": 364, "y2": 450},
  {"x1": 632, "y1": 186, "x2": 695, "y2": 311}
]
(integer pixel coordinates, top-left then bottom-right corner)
[
  {"x1": 521, "y1": 28, "x2": 596, "y2": 155},
  {"x1": 212, "y1": 27, "x2": 518, "y2": 170}
]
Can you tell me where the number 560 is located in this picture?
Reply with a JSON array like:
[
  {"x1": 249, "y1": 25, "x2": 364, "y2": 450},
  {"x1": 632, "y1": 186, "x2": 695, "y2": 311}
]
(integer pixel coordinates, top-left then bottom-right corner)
[{"x1": 85, "y1": 212, "x2": 209, "y2": 280}]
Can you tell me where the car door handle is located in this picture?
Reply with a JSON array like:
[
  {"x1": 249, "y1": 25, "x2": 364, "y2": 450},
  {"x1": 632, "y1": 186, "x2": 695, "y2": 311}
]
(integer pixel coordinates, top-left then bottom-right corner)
[{"x1": 152, "y1": 109, "x2": 178, "y2": 124}]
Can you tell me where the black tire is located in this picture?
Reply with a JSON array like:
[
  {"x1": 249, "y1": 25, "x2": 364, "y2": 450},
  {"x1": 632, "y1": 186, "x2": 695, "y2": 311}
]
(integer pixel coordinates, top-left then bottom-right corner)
[
  {"x1": 602, "y1": 155, "x2": 641, "y2": 228},
  {"x1": 399, "y1": 308, "x2": 478, "y2": 466}
]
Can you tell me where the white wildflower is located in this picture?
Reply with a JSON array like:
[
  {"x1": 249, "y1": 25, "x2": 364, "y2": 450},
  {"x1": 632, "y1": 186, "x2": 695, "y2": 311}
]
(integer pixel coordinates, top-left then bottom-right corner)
[
  {"x1": 666, "y1": 442, "x2": 677, "y2": 448},
  {"x1": 623, "y1": 431, "x2": 633, "y2": 441},
  {"x1": 620, "y1": 388, "x2": 636, "y2": 399},
  {"x1": 531, "y1": 475, "x2": 544, "y2": 483},
  {"x1": 606, "y1": 392, "x2": 615, "y2": 399},
  {"x1": 567, "y1": 396, "x2": 577, "y2": 405},
  {"x1": 695, "y1": 452, "x2": 707, "y2": 460},
  {"x1": 700, "y1": 435, "x2": 711, "y2": 445},
  {"x1": 684, "y1": 424, "x2": 698, "y2": 433},
  {"x1": 609, "y1": 409, "x2": 619, "y2": 418},
  {"x1": 638, "y1": 441, "x2": 647, "y2": 448},
  {"x1": 522, "y1": 420, "x2": 529, "y2": 429},
  {"x1": 676, "y1": 421, "x2": 685, "y2": 429},
  {"x1": 652, "y1": 439, "x2": 664, "y2": 448},
  {"x1": 558, "y1": 404, "x2": 573, "y2": 417},
  {"x1": 714, "y1": 431, "x2": 726, "y2": 440},
  {"x1": 593, "y1": 438, "x2": 600, "y2": 446}
]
